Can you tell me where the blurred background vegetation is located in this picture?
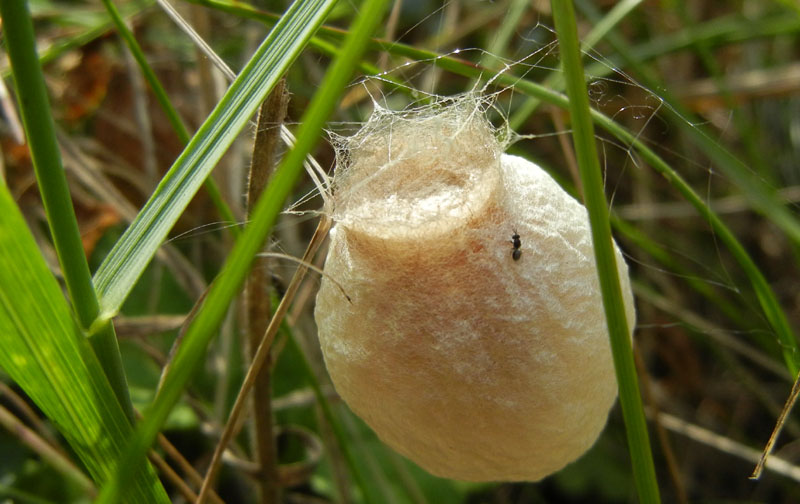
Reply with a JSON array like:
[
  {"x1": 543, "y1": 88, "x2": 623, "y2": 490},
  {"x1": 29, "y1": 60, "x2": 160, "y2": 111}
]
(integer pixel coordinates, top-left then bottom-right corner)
[{"x1": 3, "y1": 0, "x2": 800, "y2": 502}]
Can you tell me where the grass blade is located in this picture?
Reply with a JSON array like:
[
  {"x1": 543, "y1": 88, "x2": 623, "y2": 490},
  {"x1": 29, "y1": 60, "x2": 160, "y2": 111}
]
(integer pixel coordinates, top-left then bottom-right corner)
[
  {"x1": 558, "y1": 4, "x2": 800, "y2": 375},
  {"x1": 573, "y1": 0, "x2": 800, "y2": 255},
  {"x1": 0, "y1": 182, "x2": 168, "y2": 503},
  {"x1": 92, "y1": 0, "x2": 338, "y2": 320},
  {"x1": 95, "y1": 0, "x2": 391, "y2": 501},
  {"x1": 1, "y1": 0, "x2": 132, "y2": 418},
  {"x1": 551, "y1": 1, "x2": 660, "y2": 501}
]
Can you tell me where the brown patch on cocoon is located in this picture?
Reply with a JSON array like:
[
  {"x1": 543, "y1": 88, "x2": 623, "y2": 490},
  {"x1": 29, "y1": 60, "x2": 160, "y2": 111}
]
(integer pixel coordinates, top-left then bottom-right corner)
[{"x1": 315, "y1": 96, "x2": 635, "y2": 481}]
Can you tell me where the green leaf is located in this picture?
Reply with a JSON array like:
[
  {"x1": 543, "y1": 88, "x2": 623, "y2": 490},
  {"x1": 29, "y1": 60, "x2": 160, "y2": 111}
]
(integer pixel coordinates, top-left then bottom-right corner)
[
  {"x1": 1, "y1": 0, "x2": 133, "y2": 419},
  {"x1": 0, "y1": 182, "x2": 168, "y2": 503},
  {"x1": 92, "y1": 0, "x2": 339, "y2": 321},
  {"x1": 551, "y1": 1, "x2": 660, "y2": 501}
]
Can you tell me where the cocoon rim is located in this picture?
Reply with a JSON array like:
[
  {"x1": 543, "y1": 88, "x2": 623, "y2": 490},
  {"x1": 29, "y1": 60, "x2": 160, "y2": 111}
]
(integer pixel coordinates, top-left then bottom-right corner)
[{"x1": 314, "y1": 97, "x2": 636, "y2": 482}]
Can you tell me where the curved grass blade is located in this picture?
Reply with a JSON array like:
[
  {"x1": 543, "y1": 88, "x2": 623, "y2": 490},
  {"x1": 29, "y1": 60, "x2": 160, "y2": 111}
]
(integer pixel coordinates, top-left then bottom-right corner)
[
  {"x1": 1, "y1": 0, "x2": 133, "y2": 419},
  {"x1": 95, "y1": 0, "x2": 391, "y2": 501},
  {"x1": 92, "y1": 0, "x2": 338, "y2": 321},
  {"x1": 551, "y1": 1, "x2": 660, "y2": 501},
  {"x1": 321, "y1": 3, "x2": 800, "y2": 263},
  {"x1": 0, "y1": 182, "x2": 168, "y2": 503},
  {"x1": 572, "y1": 0, "x2": 800, "y2": 252},
  {"x1": 188, "y1": 0, "x2": 800, "y2": 67}
]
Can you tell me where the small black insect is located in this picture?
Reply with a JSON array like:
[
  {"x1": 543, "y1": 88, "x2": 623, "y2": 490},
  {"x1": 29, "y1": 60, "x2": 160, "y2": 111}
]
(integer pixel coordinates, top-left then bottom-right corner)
[{"x1": 511, "y1": 230, "x2": 521, "y2": 261}]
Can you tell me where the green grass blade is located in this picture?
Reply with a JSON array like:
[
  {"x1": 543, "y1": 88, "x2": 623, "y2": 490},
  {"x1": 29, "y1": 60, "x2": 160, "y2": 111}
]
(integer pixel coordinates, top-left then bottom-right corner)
[
  {"x1": 506, "y1": 4, "x2": 800, "y2": 249},
  {"x1": 99, "y1": 0, "x2": 239, "y2": 235},
  {"x1": 599, "y1": 116, "x2": 800, "y2": 376},
  {"x1": 610, "y1": 216, "x2": 752, "y2": 334},
  {"x1": 551, "y1": 1, "x2": 660, "y2": 502},
  {"x1": 508, "y1": 0, "x2": 642, "y2": 129},
  {"x1": 477, "y1": 0, "x2": 529, "y2": 71},
  {"x1": 1, "y1": 0, "x2": 132, "y2": 418},
  {"x1": 0, "y1": 182, "x2": 169, "y2": 503},
  {"x1": 573, "y1": 1, "x2": 800, "y2": 254},
  {"x1": 592, "y1": 11, "x2": 800, "y2": 73},
  {"x1": 187, "y1": 0, "x2": 800, "y2": 68},
  {"x1": 553, "y1": 4, "x2": 800, "y2": 375},
  {"x1": 92, "y1": 0, "x2": 338, "y2": 321},
  {"x1": 509, "y1": 9, "x2": 800, "y2": 127},
  {"x1": 95, "y1": 0, "x2": 391, "y2": 501},
  {"x1": 101, "y1": 0, "x2": 190, "y2": 144},
  {"x1": 580, "y1": 0, "x2": 643, "y2": 51}
]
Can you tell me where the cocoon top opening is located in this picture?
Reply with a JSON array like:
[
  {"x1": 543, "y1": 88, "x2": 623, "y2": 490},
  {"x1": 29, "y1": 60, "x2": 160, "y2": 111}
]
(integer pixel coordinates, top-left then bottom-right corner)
[{"x1": 330, "y1": 96, "x2": 506, "y2": 238}]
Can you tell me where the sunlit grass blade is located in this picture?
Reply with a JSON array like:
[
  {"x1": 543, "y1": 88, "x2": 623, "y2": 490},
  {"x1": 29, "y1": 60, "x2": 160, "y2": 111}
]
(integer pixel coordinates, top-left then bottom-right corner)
[
  {"x1": 92, "y1": 0, "x2": 338, "y2": 321},
  {"x1": 1, "y1": 0, "x2": 132, "y2": 418},
  {"x1": 95, "y1": 0, "x2": 391, "y2": 501},
  {"x1": 551, "y1": 1, "x2": 660, "y2": 501},
  {"x1": 0, "y1": 182, "x2": 168, "y2": 503}
]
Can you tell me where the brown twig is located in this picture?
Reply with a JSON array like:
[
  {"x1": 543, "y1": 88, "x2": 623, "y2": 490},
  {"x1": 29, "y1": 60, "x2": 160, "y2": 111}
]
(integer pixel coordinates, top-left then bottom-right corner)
[
  {"x1": 0, "y1": 404, "x2": 95, "y2": 495},
  {"x1": 751, "y1": 370, "x2": 800, "y2": 480},
  {"x1": 154, "y1": 431, "x2": 226, "y2": 504},
  {"x1": 148, "y1": 449, "x2": 202, "y2": 503},
  {"x1": 196, "y1": 216, "x2": 333, "y2": 503},
  {"x1": 129, "y1": 406, "x2": 227, "y2": 504},
  {"x1": 245, "y1": 77, "x2": 290, "y2": 504},
  {"x1": 0, "y1": 381, "x2": 59, "y2": 448}
]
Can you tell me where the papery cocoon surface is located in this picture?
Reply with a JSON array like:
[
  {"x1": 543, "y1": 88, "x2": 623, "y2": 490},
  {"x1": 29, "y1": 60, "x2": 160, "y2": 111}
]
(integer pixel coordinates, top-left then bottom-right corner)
[{"x1": 314, "y1": 98, "x2": 636, "y2": 482}]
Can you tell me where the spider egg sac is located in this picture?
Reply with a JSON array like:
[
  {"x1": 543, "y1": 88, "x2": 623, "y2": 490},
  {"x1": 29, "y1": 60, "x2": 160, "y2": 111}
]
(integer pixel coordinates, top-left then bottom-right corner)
[{"x1": 314, "y1": 97, "x2": 636, "y2": 482}]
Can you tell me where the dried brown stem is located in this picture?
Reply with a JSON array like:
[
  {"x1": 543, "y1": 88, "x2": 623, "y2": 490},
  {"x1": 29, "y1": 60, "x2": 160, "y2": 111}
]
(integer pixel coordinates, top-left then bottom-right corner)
[
  {"x1": 245, "y1": 78, "x2": 290, "y2": 504},
  {"x1": 0, "y1": 404, "x2": 95, "y2": 495},
  {"x1": 130, "y1": 405, "x2": 226, "y2": 504},
  {"x1": 196, "y1": 216, "x2": 333, "y2": 504},
  {"x1": 148, "y1": 449, "x2": 202, "y2": 503},
  {"x1": 751, "y1": 370, "x2": 800, "y2": 480},
  {"x1": 155, "y1": 431, "x2": 225, "y2": 504},
  {"x1": 0, "y1": 381, "x2": 58, "y2": 447}
]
